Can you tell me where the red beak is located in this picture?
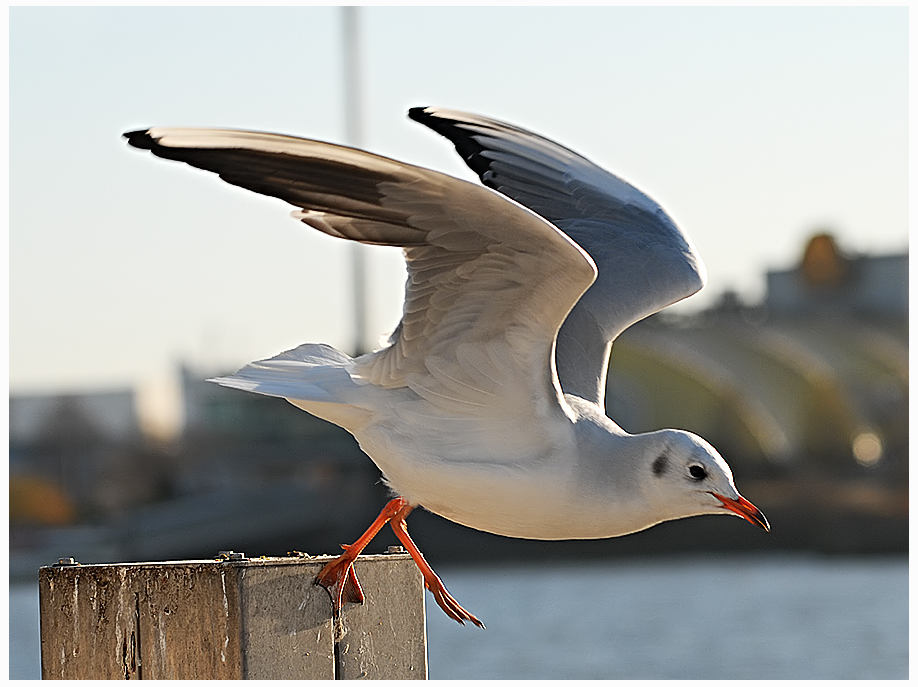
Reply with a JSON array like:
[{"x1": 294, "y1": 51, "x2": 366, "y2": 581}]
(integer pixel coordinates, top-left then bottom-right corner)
[{"x1": 710, "y1": 493, "x2": 770, "y2": 531}]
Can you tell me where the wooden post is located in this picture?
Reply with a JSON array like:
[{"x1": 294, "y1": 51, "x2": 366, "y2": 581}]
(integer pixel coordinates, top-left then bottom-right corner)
[{"x1": 38, "y1": 553, "x2": 427, "y2": 679}]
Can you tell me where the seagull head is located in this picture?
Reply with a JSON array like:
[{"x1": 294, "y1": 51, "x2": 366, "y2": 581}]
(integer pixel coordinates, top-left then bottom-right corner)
[{"x1": 643, "y1": 429, "x2": 770, "y2": 531}]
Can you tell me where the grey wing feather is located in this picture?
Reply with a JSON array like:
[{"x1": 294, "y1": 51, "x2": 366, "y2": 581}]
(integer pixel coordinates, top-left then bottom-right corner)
[{"x1": 409, "y1": 107, "x2": 706, "y2": 406}]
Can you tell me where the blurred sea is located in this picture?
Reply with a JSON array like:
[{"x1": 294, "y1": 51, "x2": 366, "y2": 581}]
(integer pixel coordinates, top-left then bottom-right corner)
[{"x1": 10, "y1": 554, "x2": 906, "y2": 679}]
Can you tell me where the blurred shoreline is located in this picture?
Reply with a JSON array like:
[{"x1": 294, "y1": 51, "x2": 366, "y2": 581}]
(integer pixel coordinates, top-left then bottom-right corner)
[
  {"x1": 10, "y1": 471, "x2": 906, "y2": 583},
  {"x1": 11, "y1": 238, "x2": 908, "y2": 581}
]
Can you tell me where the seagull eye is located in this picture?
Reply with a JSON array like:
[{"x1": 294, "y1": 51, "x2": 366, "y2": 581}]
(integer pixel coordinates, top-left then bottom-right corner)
[{"x1": 688, "y1": 465, "x2": 708, "y2": 480}]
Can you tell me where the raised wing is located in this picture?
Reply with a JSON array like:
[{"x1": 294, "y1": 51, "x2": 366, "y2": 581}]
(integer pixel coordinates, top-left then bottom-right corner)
[
  {"x1": 409, "y1": 107, "x2": 706, "y2": 407},
  {"x1": 124, "y1": 127, "x2": 597, "y2": 420}
]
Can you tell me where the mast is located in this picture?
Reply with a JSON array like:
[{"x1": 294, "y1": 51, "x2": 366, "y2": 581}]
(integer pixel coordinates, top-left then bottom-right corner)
[{"x1": 342, "y1": 6, "x2": 369, "y2": 356}]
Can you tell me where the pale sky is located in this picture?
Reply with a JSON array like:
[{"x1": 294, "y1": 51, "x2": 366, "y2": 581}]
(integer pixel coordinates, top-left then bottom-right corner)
[{"x1": 9, "y1": 6, "x2": 909, "y2": 432}]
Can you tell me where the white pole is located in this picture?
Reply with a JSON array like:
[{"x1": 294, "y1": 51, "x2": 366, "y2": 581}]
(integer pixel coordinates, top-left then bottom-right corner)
[{"x1": 342, "y1": 6, "x2": 369, "y2": 356}]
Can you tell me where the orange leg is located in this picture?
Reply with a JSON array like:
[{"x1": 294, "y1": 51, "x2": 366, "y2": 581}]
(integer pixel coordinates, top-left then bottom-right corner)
[
  {"x1": 316, "y1": 498, "x2": 407, "y2": 613},
  {"x1": 389, "y1": 502, "x2": 485, "y2": 628},
  {"x1": 315, "y1": 497, "x2": 484, "y2": 628}
]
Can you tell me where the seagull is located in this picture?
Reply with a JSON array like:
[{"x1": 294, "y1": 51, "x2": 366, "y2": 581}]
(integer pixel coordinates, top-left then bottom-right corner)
[{"x1": 124, "y1": 107, "x2": 768, "y2": 629}]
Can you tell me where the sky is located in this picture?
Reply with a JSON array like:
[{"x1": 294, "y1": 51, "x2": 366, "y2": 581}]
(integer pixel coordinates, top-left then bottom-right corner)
[{"x1": 9, "y1": 6, "x2": 909, "y2": 435}]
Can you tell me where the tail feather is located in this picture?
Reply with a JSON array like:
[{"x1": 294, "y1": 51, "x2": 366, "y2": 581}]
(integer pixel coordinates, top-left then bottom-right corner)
[{"x1": 209, "y1": 343, "x2": 358, "y2": 404}]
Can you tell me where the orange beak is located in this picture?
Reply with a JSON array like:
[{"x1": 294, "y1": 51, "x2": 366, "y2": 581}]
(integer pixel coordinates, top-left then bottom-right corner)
[{"x1": 710, "y1": 493, "x2": 770, "y2": 531}]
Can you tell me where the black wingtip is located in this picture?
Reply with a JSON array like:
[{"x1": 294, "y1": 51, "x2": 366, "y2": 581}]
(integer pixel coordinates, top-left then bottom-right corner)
[
  {"x1": 407, "y1": 106, "x2": 471, "y2": 141},
  {"x1": 407, "y1": 106, "x2": 433, "y2": 123},
  {"x1": 123, "y1": 129, "x2": 155, "y2": 150},
  {"x1": 408, "y1": 106, "x2": 494, "y2": 180}
]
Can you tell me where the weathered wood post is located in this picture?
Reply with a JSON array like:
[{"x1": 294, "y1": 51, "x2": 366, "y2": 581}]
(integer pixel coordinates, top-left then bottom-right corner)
[{"x1": 38, "y1": 552, "x2": 427, "y2": 679}]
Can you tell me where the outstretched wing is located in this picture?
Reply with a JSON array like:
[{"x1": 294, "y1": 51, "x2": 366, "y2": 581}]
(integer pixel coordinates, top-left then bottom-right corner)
[
  {"x1": 409, "y1": 107, "x2": 706, "y2": 407},
  {"x1": 124, "y1": 127, "x2": 596, "y2": 421}
]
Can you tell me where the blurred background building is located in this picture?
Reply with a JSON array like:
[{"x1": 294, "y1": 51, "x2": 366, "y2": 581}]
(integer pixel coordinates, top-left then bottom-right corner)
[{"x1": 9, "y1": 233, "x2": 908, "y2": 576}]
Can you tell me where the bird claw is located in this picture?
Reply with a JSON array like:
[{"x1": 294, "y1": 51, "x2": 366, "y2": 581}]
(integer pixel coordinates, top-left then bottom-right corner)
[
  {"x1": 316, "y1": 556, "x2": 365, "y2": 611},
  {"x1": 425, "y1": 576, "x2": 485, "y2": 629}
]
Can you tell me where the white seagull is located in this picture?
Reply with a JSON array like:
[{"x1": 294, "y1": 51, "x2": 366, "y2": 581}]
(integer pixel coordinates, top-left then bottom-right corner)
[{"x1": 125, "y1": 107, "x2": 768, "y2": 628}]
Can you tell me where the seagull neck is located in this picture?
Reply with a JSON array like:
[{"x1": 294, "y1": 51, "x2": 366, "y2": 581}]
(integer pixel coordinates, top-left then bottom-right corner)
[{"x1": 561, "y1": 400, "x2": 668, "y2": 535}]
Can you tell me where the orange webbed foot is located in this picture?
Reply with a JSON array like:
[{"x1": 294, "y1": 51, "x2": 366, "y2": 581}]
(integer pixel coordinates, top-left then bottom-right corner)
[
  {"x1": 424, "y1": 574, "x2": 485, "y2": 628},
  {"x1": 316, "y1": 552, "x2": 365, "y2": 611}
]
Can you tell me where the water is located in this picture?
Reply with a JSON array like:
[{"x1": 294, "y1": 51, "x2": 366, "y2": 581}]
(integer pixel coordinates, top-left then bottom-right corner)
[
  {"x1": 9, "y1": 554, "x2": 907, "y2": 679},
  {"x1": 9, "y1": 582, "x2": 42, "y2": 680},
  {"x1": 426, "y1": 555, "x2": 908, "y2": 679}
]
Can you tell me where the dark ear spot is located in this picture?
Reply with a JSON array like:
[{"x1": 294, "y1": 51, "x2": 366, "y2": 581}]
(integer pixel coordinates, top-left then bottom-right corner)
[{"x1": 651, "y1": 452, "x2": 668, "y2": 476}]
